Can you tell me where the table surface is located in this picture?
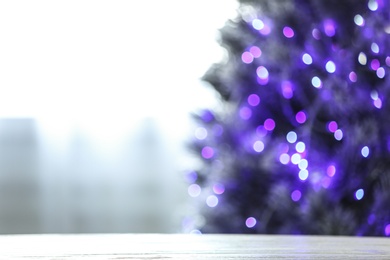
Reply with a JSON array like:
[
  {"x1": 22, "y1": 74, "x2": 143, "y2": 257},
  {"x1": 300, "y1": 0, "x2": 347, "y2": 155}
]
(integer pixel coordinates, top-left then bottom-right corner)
[{"x1": 0, "y1": 234, "x2": 389, "y2": 259}]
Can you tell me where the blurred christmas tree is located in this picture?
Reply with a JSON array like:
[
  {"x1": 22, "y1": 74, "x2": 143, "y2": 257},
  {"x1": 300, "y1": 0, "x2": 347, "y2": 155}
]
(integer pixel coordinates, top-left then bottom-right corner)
[{"x1": 188, "y1": 0, "x2": 390, "y2": 236}]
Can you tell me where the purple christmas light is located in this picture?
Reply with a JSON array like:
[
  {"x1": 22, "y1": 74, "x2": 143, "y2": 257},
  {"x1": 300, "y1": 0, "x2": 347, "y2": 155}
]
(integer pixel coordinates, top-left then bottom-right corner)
[
  {"x1": 371, "y1": 59, "x2": 380, "y2": 70},
  {"x1": 213, "y1": 183, "x2": 225, "y2": 195},
  {"x1": 246, "y1": 217, "x2": 257, "y2": 228},
  {"x1": 264, "y1": 118, "x2": 275, "y2": 131},
  {"x1": 283, "y1": 26, "x2": 294, "y2": 38},
  {"x1": 250, "y1": 46, "x2": 262, "y2": 58},
  {"x1": 291, "y1": 190, "x2": 302, "y2": 202},
  {"x1": 248, "y1": 94, "x2": 260, "y2": 106},
  {"x1": 327, "y1": 165, "x2": 336, "y2": 177},
  {"x1": 239, "y1": 106, "x2": 252, "y2": 120},
  {"x1": 281, "y1": 81, "x2": 294, "y2": 99},
  {"x1": 327, "y1": 121, "x2": 338, "y2": 133},
  {"x1": 242, "y1": 52, "x2": 254, "y2": 64},
  {"x1": 295, "y1": 111, "x2": 307, "y2": 124},
  {"x1": 312, "y1": 28, "x2": 321, "y2": 40},
  {"x1": 192, "y1": 0, "x2": 390, "y2": 236},
  {"x1": 368, "y1": 0, "x2": 379, "y2": 11},
  {"x1": 279, "y1": 153, "x2": 290, "y2": 164},
  {"x1": 349, "y1": 71, "x2": 358, "y2": 82},
  {"x1": 386, "y1": 224, "x2": 390, "y2": 236},
  {"x1": 206, "y1": 195, "x2": 218, "y2": 207},
  {"x1": 323, "y1": 19, "x2": 336, "y2": 37},
  {"x1": 201, "y1": 146, "x2": 214, "y2": 159}
]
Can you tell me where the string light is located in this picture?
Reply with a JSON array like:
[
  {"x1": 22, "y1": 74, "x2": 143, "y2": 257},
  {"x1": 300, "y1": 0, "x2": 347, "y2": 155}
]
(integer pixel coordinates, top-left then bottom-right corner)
[{"x1": 191, "y1": 0, "x2": 390, "y2": 236}]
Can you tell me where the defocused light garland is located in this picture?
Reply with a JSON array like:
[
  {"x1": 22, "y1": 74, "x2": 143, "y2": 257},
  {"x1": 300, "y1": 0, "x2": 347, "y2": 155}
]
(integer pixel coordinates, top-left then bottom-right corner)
[{"x1": 186, "y1": 0, "x2": 390, "y2": 236}]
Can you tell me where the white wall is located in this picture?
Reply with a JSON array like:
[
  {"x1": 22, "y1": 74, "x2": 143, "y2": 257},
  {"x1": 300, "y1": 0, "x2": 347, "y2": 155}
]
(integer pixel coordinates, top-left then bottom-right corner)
[{"x1": 0, "y1": 1, "x2": 238, "y2": 233}]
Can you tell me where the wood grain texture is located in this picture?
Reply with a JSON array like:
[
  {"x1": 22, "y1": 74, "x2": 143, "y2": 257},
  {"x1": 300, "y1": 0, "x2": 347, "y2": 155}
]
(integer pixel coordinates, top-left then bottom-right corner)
[{"x1": 0, "y1": 234, "x2": 389, "y2": 259}]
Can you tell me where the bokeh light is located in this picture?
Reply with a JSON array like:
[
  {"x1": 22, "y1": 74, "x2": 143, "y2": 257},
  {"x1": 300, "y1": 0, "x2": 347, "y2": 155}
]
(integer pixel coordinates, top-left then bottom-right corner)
[
  {"x1": 327, "y1": 165, "x2": 336, "y2": 177},
  {"x1": 252, "y1": 19, "x2": 264, "y2": 30},
  {"x1": 334, "y1": 129, "x2": 343, "y2": 141},
  {"x1": 245, "y1": 217, "x2": 257, "y2": 228},
  {"x1": 188, "y1": 184, "x2": 201, "y2": 197},
  {"x1": 385, "y1": 224, "x2": 390, "y2": 236},
  {"x1": 299, "y1": 170, "x2": 309, "y2": 181},
  {"x1": 295, "y1": 142, "x2": 306, "y2": 153},
  {"x1": 377, "y1": 67, "x2": 385, "y2": 78},
  {"x1": 371, "y1": 42, "x2": 379, "y2": 53},
  {"x1": 361, "y1": 146, "x2": 370, "y2": 157},
  {"x1": 248, "y1": 94, "x2": 260, "y2": 106},
  {"x1": 286, "y1": 131, "x2": 298, "y2": 143},
  {"x1": 279, "y1": 153, "x2": 290, "y2": 164},
  {"x1": 355, "y1": 189, "x2": 364, "y2": 200},
  {"x1": 281, "y1": 80, "x2": 294, "y2": 99},
  {"x1": 349, "y1": 71, "x2": 357, "y2": 82},
  {"x1": 323, "y1": 19, "x2": 336, "y2": 37},
  {"x1": 291, "y1": 153, "x2": 302, "y2": 164},
  {"x1": 206, "y1": 195, "x2": 219, "y2": 207},
  {"x1": 368, "y1": 0, "x2": 378, "y2": 11},
  {"x1": 371, "y1": 59, "x2": 380, "y2": 70},
  {"x1": 256, "y1": 125, "x2": 268, "y2": 137},
  {"x1": 373, "y1": 98, "x2": 383, "y2": 109},
  {"x1": 325, "y1": 60, "x2": 336, "y2": 73},
  {"x1": 242, "y1": 52, "x2": 254, "y2": 64},
  {"x1": 298, "y1": 159, "x2": 308, "y2": 170},
  {"x1": 291, "y1": 190, "x2": 302, "y2": 202},
  {"x1": 202, "y1": 146, "x2": 215, "y2": 159},
  {"x1": 358, "y1": 52, "x2": 367, "y2": 65},
  {"x1": 327, "y1": 121, "x2": 338, "y2": 133},
  {"x1": 354, "y1": 14, "x2": 365, "y2": 26},
  {"x1": 312, "y1": 28, "x2": 321, "y2": 40},
  {"x1": 283, "y1": 26, "x2": 294, "y2": 38},
  {"x1": 296, "y1": 111, "x2": 307, "y2": 124},
  {"x1": 264, "y1": 118, "x2": 276, "y2": 131},
  {"x1": 239, "y1": 106, "x2": 252, "y2": 120},
  {"x1": 311, "y1": 76, "x2": 322, "y2": 88},
  {"x1": 259, "y1": 24, "x2": 271, "y2": 35},
  {"x1": 195, "y1": 127, "x2": 208, "y2": 140},
  {"x1": 253, "y1": 140, "x2": 265, "y2": 153},
  {"x1": 302, "y1": 53, "x2": 313, "y2": 65},
  {"x1": 250, "y1": 46, "x2": 262, "y2": 58},
  {"x1": 256, "y1": 66, "x2": 269, "y2": 79},
  {"x1": 213, "y1": 183, "x2": 225, "y2": 195}
]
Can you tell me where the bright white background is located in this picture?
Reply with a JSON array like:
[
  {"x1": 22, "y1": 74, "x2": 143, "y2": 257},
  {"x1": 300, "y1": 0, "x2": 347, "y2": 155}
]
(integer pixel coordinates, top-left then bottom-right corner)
[{"x1": 0, "y1": 1, "x2": 237, "y2": 233}]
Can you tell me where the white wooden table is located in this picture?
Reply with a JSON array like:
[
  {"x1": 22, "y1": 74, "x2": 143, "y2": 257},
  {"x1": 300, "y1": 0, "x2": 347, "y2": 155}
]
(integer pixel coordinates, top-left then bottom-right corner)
[{"x1": 0, "y1": 234, "x2": 389, "y2": 259}]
